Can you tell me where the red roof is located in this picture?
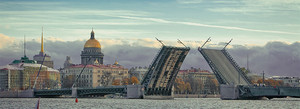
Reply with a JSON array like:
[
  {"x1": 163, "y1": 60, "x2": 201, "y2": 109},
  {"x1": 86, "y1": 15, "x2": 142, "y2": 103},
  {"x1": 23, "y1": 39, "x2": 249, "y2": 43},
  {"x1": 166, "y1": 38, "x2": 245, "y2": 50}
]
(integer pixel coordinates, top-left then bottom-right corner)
[{"x1": 0, "y1": 68, "x2": 8, "y2": 70}]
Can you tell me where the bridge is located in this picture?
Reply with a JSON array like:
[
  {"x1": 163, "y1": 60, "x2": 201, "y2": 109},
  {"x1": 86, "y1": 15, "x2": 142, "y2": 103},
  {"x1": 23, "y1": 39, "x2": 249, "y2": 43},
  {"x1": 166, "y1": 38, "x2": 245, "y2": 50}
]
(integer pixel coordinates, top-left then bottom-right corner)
[
  {"x1": 198, "y1": 38, "x2": 300, "y2": 100},
  {"x1": 34, "y1": 86, "x2": 126, "y2": 97},
  {"x1": 33, "y1": 45, "x2": 190, "y2": 98},
  {"x1": 141, "y1": 46, "x2": 190, "y2": 96},
  {"x1": 199, "y1": 48, "x2": 251, "y2": 85}
]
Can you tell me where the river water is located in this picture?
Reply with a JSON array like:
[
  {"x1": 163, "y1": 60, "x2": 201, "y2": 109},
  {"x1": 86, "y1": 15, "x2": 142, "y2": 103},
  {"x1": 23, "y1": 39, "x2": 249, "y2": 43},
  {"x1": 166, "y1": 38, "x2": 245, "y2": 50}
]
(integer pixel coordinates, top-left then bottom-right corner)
[{"x1": 1, "y1": 98, "x2": 299, "y2": 109}]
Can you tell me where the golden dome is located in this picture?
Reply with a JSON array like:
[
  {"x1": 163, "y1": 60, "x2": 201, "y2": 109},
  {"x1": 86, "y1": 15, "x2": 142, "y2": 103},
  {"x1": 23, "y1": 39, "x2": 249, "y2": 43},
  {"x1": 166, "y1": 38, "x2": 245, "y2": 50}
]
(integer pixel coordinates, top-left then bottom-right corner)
[
  {"x1": 84, "y1": 39, "x2": 101, "y2": 48},
  {"x1": 114, "y1": 60, "x2": 119, "y2": 65},
  {"x1": 84, "y1": 29, "x2": 101, "y2": 48}
]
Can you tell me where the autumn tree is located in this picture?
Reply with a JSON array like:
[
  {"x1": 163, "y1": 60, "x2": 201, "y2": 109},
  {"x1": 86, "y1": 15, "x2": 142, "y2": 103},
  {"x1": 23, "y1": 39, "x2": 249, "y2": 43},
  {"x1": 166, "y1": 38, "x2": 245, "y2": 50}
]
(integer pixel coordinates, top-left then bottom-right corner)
[
  {"x1": 185, "y1": 82, "x2": 192, "y2": 94},
  {"x1": 130, "y1": 76, "x2": 139, "y2": 85},
  {"x1": 256, "y1": 79, "x2": 284, "y2": 86},
  {"x1": 174, "y1": 78, "x2": 186, "y2": 94},
  {"x1": 205, "y1": 75, "x2": 219, "y2": 94},
  {"x1": 122, "y1": 78, "x2": 130, "y2": 85},
  {"x1": 112, "y1": 79, "x2": 121, "y2": 86}
]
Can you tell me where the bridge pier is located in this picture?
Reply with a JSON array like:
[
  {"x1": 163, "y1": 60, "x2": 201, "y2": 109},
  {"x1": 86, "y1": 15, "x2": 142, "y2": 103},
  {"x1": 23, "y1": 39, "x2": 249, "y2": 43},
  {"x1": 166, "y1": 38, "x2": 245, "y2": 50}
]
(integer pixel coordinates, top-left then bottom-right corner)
[
  {"x1": 220, "y1": 84, "x2": 239, "y2": 100},
  {"x1": 72, "y1": 88, "x2": 77, "y2": 98},
  {"x1": 126, "y1": 85, "x2": 144, "y2": 99}
]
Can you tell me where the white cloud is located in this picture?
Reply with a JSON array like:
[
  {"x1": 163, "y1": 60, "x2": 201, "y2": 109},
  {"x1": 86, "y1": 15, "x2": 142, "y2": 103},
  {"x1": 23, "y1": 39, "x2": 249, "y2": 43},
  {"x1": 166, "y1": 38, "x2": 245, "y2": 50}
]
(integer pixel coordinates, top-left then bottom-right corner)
[
  {"x1": 210, "y1": 0, "x2": 300, "y2": 13},
  {"x1": 115, "y1": 16, "x2": 300, "y2": 35},
  {"x1": 0, "y1": 34, "x2": 15, "y2": 48},
  {"x1": 177, "y1": 0, "x2": 203, "y2": 4}
]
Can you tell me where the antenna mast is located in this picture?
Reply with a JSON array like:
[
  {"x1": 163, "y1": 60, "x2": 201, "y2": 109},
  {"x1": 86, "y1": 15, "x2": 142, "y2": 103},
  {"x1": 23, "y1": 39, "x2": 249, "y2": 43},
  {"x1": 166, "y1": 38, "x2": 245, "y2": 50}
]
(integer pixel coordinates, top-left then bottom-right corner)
[
  {"x1": 155, "y1": 37, "x2": 165, "y2": 46},
  {"x1": 223, "y1": 39, "x2": 233, "y2": 50},
  {"x1": 24, "y1": 35, "x2": 26, "y2": 57},
  {"x1": 177, "y1": 39, "x2": 187, "y2": 48},
  {"x1": 199, "y1": 37, "x2": 211, "y2": 50}
]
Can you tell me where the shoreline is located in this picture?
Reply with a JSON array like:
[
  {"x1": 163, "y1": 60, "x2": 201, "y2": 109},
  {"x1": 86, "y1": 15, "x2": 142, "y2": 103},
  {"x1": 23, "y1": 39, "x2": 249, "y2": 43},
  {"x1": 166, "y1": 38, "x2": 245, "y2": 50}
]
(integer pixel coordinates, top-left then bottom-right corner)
[{"x1": 173, "y1": 94, "x2": 220, "y2": 98}]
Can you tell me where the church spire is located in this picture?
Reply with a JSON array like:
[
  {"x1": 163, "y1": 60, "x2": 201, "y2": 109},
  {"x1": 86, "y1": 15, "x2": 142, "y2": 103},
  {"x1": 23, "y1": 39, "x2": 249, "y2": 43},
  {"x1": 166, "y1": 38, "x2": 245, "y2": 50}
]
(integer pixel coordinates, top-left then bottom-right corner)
[
  {"x1": 41, "y1": 27, "x2": 44, "y2": 53},
  {"x1": 91, "y1": 28, "x2": 95, "y2": 39}
]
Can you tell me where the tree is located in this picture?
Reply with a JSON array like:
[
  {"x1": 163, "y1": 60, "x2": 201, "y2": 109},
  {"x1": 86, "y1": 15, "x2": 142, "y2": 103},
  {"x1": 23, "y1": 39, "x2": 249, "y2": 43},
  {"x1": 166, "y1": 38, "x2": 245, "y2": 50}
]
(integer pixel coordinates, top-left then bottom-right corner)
[
  {"x1": 241, "y1": 67, "x2": 250, "y2": 75},
  {"x1": 130, "y1": 76, "x2": 139, "y2": 85},
  {"x1": 112, "y1": 79, "x2": 121, "y2": 86},
  {"x1": 122, "y1": 78, "x2": 130, "y2": 85},
  {"x1": 185, "y1": 78, "x2": 204, "y2": 94},
  {"x1": 62, "y1": 75, "x2": 75, "y2": 88},
  {"x1": 256, "y1": 79, "x2": 284, "y2": 86},
  {"x1": 205, "y1": 75, "x2": 219, "y2": 94},
  {"x1": 174, "y1": 78, "x2": 186, "y2": 94},
  {"x1": 185, "y1": 82, "x2": 192, "y2": 94}
]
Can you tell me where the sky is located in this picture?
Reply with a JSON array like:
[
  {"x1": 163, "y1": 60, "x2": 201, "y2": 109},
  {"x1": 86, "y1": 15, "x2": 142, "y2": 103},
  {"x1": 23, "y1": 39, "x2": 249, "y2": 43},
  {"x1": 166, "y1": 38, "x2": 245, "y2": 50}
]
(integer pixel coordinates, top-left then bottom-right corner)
[{"x1": 0, "y1": 0, "x2": 299, "y2": 77}]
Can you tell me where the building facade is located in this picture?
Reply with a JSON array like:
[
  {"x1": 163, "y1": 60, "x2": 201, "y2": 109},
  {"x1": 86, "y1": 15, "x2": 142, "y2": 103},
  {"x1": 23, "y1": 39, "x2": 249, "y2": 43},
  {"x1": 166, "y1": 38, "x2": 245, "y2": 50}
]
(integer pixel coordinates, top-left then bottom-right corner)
[
  {"x1": 81, "y1": 30, "x2": 104, "y2": 65},
  {"x1": 270, "y1": 76, "x2": 300, "y2": 87},
  {"x1": 60, "y1": 64, "x2": 129, "y2": 88},
  {"x1": 128, "y1": 66, "x2": 148, "y2": 81},
  {"x1": 0, "y1": 57, "x2": 60, "y2": 91},
  {"x1": 177, "y1": 67, "x2": 218, "y2": 94}
]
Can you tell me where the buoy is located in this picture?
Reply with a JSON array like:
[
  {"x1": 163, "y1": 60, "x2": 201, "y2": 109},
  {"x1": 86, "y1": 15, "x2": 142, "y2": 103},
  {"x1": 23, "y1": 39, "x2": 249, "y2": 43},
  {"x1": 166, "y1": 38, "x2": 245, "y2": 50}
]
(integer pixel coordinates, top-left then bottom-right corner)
[{"x1": 75, "y1": 97, "x2": 78, "y2": 103}]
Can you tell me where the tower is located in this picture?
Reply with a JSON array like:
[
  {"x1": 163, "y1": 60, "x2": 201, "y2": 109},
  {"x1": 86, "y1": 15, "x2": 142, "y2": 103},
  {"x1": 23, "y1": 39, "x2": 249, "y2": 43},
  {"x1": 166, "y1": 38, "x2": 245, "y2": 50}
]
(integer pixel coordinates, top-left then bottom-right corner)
[
  {"x1": 33, "y1": 27, "x2": 54, "y2": 68},
  {"x1": 81, "y1": 29, "x2": 104, "y2": 65},
  {"x1": 64, "y1": 56, "x2": 73, "y2": 68}
]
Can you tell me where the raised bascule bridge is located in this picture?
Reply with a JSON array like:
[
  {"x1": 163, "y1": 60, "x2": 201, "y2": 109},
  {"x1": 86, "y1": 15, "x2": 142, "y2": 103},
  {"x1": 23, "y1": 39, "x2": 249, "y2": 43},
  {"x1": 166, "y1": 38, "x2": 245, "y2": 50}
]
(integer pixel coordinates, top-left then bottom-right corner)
[
  {"x1": 199, "y1": 38, "x2": 300, "y2": 100},
  {"x1": 33, "y1": 40, "x2": 190, "y2": 99}
]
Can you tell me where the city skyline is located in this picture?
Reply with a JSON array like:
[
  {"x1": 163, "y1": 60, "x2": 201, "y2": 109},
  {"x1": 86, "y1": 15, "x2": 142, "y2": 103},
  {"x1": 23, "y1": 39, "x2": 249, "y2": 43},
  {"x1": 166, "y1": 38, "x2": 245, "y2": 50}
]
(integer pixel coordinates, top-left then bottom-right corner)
[{"x1": 0, "y1": 0, "x2": 299, "y2": 77}]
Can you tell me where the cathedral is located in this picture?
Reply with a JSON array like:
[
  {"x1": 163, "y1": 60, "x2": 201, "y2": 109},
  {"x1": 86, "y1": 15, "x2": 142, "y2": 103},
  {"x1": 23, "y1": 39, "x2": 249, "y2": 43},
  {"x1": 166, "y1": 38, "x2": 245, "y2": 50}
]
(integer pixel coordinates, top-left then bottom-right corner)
[{"x1": 81, "y1": 29, "x2": 104, "y2": 65}]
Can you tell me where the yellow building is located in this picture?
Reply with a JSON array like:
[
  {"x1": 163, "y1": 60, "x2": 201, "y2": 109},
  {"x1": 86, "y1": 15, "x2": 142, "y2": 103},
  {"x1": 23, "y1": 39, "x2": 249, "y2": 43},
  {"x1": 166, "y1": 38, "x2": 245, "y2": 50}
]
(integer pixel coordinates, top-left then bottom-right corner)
[{"x1": 60, "y1": 63, "x2": 129, "y2": 88}]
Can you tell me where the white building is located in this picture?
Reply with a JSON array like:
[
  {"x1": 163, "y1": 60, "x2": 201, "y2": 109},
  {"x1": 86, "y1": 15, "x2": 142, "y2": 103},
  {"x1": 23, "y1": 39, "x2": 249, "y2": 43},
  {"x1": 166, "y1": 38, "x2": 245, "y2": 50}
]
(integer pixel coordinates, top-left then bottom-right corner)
[
  {"x1": 270, "y1": 76, "x2": 300, "y2": 87},
  {"x1": 128, "y1": 66, "x2": 148, "y2": 81}
]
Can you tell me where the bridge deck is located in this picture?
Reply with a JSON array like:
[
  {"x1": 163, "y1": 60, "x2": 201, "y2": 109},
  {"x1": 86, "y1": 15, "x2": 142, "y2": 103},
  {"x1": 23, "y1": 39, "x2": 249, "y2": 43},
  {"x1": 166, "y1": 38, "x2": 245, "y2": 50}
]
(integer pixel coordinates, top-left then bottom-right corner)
[
  {"x1": 141, "y1": 46, "x2": 190, "y2": 96},
  {"x1": 200, "y1": 49, "x2": 250, "y2": 85}
]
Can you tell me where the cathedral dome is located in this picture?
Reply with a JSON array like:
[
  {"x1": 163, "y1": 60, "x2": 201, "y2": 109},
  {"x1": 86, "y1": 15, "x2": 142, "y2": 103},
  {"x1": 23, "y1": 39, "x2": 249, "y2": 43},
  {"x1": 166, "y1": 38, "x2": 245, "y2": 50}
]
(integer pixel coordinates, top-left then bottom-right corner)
[
  {"x1": 84, "y1": 39, "x2": 101, "y2": 48},
  {"x1": 84, "y1": 29, "x2": 101, "y2": 48}
]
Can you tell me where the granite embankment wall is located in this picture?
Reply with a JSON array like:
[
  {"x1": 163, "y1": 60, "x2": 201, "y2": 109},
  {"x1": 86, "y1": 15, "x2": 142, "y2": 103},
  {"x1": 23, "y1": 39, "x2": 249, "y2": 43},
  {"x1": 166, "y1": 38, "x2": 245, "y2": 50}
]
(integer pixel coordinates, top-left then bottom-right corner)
[{"x1": 0, "y1": 89, "x2": 34, "y2": 98}]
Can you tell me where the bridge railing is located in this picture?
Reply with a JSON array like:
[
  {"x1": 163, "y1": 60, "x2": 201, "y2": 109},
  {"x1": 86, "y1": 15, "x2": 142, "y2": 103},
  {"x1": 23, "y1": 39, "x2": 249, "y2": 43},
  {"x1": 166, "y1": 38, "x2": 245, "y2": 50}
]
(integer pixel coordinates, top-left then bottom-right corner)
[
  {"x1": 221, "y1": 49, "x2": 251, "y2": 85},
  {"x1": 198, "y1": 48, "x2": 228, "y2": 85}
]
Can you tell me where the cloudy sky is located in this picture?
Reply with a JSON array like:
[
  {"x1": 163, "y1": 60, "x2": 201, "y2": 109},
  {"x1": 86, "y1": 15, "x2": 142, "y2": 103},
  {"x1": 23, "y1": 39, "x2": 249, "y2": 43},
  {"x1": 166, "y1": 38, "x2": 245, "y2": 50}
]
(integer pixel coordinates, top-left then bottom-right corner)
[{"x1": 0, "y1": 0, "x2": 299, "y2": 77}]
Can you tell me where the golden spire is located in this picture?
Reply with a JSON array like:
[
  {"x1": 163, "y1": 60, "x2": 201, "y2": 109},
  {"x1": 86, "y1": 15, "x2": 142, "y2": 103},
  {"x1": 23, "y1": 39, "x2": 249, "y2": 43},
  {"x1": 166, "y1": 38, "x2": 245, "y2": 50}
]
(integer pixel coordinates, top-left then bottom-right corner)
[{"x1": 41, "y1": 27, "x2": 44, "y2": 53}]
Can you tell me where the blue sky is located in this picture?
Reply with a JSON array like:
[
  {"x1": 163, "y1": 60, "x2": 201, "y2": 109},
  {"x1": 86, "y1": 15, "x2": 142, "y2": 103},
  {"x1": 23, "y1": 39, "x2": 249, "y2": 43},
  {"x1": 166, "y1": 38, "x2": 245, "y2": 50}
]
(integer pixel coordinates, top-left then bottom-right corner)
[{"x1": 0, "y1": 0, "x2": 299, "y2": 46}]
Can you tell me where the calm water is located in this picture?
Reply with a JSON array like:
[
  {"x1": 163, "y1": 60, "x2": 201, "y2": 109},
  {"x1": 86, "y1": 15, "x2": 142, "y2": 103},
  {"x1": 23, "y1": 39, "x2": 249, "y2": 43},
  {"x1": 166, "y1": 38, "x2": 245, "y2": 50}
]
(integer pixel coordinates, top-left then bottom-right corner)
[{"x1": 1, "y1": 98, "x2": 299, "y2": 109}]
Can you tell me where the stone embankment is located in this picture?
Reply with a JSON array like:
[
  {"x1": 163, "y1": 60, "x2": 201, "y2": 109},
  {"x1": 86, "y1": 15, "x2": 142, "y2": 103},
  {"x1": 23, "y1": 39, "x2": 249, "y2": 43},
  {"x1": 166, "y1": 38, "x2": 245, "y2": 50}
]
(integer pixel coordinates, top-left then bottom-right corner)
[{"x1": 0, "y1": 89, "x2": 34, "y2": 98}]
